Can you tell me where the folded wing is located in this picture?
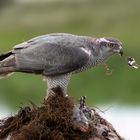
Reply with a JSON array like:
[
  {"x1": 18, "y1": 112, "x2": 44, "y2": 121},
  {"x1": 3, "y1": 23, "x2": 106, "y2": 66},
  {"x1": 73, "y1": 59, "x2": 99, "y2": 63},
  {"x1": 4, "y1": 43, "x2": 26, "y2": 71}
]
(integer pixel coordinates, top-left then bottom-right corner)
[{"x1": 13, "y1": 34, "x2": 90, "y2": 76}]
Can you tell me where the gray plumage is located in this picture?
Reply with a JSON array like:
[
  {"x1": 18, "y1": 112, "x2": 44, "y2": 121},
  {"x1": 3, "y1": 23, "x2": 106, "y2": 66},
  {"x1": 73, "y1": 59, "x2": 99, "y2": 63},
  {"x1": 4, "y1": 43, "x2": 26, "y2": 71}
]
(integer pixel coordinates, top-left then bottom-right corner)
[{"x1": 0, "y1": 33, "x2": 123, "y2": 97}]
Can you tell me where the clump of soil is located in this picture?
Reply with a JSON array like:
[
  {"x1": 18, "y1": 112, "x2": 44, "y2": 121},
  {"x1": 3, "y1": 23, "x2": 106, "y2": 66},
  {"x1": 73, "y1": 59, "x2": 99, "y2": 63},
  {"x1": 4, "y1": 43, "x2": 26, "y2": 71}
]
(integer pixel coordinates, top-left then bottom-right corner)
[{"x1": 0, "y1": 87, "x2": 123, "y2": 140}]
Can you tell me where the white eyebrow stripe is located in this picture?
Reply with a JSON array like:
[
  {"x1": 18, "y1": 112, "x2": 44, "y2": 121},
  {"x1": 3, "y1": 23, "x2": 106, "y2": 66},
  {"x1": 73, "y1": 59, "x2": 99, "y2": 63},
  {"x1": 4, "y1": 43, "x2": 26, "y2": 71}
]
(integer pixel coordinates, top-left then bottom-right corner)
[
  {"x1": 81, "y1": 48, "x2": 91, "y2": 56},
  {"x1": 99, "y1": 38, "x2": 109, "y2": 43}
]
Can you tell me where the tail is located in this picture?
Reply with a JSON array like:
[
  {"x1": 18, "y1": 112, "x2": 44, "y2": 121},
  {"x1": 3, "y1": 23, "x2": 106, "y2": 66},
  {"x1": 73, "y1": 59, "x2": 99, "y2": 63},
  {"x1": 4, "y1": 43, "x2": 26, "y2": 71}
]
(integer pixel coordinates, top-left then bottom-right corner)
[{"x1": 0, "y1": 51, "x2": 16, "y2": 79}]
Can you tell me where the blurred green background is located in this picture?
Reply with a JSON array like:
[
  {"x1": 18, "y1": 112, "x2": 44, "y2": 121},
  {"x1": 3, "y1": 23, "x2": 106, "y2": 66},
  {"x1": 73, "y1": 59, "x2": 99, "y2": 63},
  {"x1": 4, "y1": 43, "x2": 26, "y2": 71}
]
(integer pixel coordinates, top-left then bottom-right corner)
[{"x1": 0, "y1": 0, "x2": 140, "y2": 111}]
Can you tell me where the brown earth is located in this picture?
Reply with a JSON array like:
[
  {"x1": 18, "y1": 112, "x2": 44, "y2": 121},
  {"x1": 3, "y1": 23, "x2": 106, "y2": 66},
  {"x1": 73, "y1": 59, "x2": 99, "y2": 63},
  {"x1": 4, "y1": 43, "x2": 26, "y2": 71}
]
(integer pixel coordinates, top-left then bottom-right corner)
[{"x1": 0, "y1": 87, "x2": 124, "y2": 140}]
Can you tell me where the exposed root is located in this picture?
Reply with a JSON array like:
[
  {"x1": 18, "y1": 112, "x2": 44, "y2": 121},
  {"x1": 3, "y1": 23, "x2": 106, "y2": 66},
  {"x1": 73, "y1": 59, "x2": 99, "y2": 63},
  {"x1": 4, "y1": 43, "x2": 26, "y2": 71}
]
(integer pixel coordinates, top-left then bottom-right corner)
[
  {"x1": 103, "y1": 63, "x2": 113, "y2": 76},
  {"x1": 0, "y1": 87, "x2": 124, "y2": 140}
]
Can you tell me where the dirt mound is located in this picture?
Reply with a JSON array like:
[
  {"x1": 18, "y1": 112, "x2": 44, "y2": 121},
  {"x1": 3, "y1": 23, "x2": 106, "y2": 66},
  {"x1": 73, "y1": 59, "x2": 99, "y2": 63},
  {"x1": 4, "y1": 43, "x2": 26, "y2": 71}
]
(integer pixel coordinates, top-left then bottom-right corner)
[{"x1": 0, "y1": 87, "x2": 123, "y2": 140}]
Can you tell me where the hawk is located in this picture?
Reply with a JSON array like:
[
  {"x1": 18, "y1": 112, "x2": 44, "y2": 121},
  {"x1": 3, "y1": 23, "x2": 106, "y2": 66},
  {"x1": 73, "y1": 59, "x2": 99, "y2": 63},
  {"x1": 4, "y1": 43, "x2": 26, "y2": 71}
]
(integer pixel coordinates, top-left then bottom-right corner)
[{"x1": 0, "y1": 33, "x2": 123, "y2": 97}]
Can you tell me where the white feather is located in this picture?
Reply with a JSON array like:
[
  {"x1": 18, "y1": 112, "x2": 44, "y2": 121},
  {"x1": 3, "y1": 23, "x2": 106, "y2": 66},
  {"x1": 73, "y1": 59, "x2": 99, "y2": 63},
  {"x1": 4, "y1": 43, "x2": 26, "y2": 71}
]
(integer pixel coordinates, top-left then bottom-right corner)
[
  {"x1": 99, "y1": 38, "x2": 109, "y2": 43},
  {"x1": 81, "y1": 48, "x2": 91, "y2": 56}
]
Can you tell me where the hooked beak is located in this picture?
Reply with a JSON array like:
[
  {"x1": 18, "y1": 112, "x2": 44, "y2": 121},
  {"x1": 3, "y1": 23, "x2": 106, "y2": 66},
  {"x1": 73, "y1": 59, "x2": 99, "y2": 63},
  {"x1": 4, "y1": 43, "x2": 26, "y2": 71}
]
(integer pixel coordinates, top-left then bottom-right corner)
[
  {"x1": 114, "y1": 46, "x2": 123, "y2": 56},
  {"x1": 119, "y1": 48, "x2": 123, "y2": 56}
]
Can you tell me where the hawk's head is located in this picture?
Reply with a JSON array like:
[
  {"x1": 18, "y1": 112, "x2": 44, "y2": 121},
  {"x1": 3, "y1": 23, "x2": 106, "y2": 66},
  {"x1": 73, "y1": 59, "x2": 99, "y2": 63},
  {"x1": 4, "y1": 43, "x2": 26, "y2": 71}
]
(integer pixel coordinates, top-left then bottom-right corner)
[{"x1": 97, "y1": 37, "x2": 123, "y2": 58}]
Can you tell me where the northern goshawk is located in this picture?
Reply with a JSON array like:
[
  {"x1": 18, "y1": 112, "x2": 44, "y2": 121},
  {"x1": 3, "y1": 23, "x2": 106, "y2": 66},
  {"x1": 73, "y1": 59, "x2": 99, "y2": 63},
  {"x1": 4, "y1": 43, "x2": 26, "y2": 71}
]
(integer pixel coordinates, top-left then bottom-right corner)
[{"x1": 0, "y1": 33, "x2": 123, "y2": 97}]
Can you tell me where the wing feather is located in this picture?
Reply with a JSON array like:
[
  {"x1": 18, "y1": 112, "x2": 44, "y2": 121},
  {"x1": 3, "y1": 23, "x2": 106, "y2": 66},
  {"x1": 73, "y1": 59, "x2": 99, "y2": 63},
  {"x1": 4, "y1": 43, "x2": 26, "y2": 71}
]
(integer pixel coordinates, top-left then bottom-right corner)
[{"x1": 14, "y1": 34, "x2": 90, "y2": 76}]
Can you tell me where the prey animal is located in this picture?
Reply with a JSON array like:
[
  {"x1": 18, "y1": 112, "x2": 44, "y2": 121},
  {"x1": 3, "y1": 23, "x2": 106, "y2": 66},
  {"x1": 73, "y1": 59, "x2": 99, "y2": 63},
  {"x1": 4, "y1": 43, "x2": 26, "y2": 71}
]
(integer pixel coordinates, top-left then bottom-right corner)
[{"x1": 0, "y1": 33, "x2": 123, "y2": 97}]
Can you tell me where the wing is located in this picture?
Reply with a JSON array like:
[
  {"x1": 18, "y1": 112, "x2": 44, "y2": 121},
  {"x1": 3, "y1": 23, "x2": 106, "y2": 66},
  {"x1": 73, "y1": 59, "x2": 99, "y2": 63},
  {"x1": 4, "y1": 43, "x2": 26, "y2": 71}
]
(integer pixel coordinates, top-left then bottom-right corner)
[
  {"x1": 13, "y1": 34, "x2": 90, "y2": 76},
  {"x1": 13, "y1": 33, "x2": 78, "y2": 50}
]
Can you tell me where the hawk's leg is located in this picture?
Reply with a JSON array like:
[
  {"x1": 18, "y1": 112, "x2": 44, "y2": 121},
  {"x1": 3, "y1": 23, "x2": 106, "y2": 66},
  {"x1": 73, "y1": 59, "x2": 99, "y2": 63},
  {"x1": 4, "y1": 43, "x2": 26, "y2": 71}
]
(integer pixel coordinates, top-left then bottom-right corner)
[{"x1": 45, "y1": 74, "x2": 71, "y2": 98}]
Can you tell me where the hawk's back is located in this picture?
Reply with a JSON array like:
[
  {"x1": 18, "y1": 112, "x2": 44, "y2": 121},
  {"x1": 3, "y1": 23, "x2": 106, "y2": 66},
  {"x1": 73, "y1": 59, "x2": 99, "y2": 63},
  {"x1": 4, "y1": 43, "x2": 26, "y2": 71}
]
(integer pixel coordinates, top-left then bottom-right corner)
[{"x1": 13, "y1": 33, "x2": 94, "y2": 76}]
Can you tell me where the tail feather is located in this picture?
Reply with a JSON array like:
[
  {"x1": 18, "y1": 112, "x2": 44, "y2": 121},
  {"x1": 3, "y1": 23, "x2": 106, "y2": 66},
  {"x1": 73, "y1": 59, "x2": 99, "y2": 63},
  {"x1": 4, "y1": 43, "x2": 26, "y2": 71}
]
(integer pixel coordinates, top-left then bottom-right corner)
[
  {"x1": 0, "y1": 68, "x2": 14, "y2": 79},
  {"x1": 0, "y1": 51, "x2": 16, "y2": 79},
  {"x1": 0, "y1": 51, "x2": 13, "y2": 61}
]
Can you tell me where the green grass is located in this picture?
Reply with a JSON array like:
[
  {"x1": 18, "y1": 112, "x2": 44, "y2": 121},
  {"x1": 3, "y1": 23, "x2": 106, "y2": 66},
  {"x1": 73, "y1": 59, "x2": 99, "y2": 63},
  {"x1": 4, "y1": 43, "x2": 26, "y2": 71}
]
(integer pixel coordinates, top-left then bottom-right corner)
[{"x1": 0, "y1": 0, "x2": 140, "y2": 110}]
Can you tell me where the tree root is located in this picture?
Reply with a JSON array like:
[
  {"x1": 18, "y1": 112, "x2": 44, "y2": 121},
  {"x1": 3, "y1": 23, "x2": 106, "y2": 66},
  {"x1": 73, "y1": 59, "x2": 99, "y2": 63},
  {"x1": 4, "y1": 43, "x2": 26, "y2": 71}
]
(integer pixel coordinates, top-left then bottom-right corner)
[{"x1": 0, "y1": 87, "x2": 124, "y2": 140}]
